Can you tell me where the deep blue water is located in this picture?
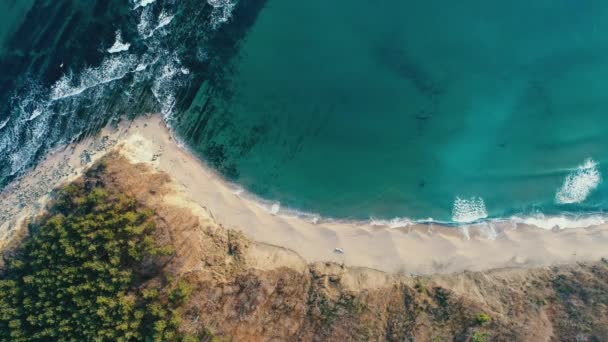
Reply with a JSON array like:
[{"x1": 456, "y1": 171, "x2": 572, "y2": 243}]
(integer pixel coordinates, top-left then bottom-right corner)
[{"x1": 2, "y1": 0, "x2": 608, "y2": 225}]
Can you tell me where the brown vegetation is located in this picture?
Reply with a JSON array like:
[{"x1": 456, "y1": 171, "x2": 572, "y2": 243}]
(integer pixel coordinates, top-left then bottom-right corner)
[{"x1": 5, "y1": 153, "x2": 608, "y2": 341}]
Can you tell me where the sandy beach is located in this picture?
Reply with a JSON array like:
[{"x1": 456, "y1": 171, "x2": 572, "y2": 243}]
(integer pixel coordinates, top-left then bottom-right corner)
[{"x1": 2, "y1": 114, "x2": 608, "y2": 274}]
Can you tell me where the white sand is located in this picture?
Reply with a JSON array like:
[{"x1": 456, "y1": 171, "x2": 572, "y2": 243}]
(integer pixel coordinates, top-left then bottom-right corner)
[{"x1": 2, "y1": 115, "x2": 608, "y2": 274}]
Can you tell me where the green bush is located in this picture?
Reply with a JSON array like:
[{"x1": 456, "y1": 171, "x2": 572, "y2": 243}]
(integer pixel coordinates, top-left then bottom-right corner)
[
  {"x1": 0, "y1": 180, "x2": 191, "y2": 341},
  {"x1": 475, "y1": 313, "x2": 491, "y2": 326},
  {"x1": 169, "y1": 281, "x2": 193, "y2": 306},
  {"x1": 472, "y1": 331, "x2": 488, "y2": 342}
]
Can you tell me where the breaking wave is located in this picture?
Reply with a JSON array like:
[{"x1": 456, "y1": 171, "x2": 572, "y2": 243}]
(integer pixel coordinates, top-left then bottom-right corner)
[
  {"x1": 370, "y1": 217, "x2": 414, "y2": 228},
  {"x1": 451, "y1": 197, "x2": 488, "y2": 223},
  {"x1": 50, "y1": 54, "x2": 138, "y2": 101},
  {"x1": 555, "y1": 158, "x2": 601, "y2": 204},
  {"x1": 207, "y1": 0, "x2": 237, "y2": 28},
  {"x1": 133, "y1": 0, "x2": 157, "y2": 10},
  {"x1": 107, "y1": 30, "x2": 131, "y2": 53},
  {"x1": 510, "y1": 213, "x2": 607, "y2": 230},
  {"x1": 211, "y1": 172, "x2": 608, "y2": 230},
  {"x1": 2, "y1": 0, "x2": 607, "y2": 234},
  {"x1": 138, "y1": 9, "x2": 175, "y2": 39},
  {"x1": 0, "y1": 0, "x2": 236, "y2": 186}
]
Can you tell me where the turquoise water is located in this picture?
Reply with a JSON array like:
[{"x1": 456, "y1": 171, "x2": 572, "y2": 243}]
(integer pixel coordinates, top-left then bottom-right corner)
[
  {"x1": 176, "y1": 0, "x2": 608, "y2": 222},
  {"x1": 1, "y1": 1, "x2": 608, "y2": 224}
]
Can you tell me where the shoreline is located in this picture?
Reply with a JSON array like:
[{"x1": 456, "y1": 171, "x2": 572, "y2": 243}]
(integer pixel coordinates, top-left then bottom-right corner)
[
  {"x1": 164, "y1": 122, "x2": 608, "y2": 232},
  {"x1": 2, "y1": 114, "x2": 608, "y2": 274},
  {"x1": 164, "y1": 121, "x2": 607, "y2": 231}
]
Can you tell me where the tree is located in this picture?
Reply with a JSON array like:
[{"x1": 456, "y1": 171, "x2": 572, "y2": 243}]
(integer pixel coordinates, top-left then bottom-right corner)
[{"x1": 0, "y1": 174, "x2": 193, "y2": 341}]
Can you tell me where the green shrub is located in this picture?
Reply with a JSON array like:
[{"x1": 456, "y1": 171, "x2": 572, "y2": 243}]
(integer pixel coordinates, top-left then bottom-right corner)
[
  {"x1": 169, "y1": 280, "x2": 193, "y2": 306},
  {"x1": 475, "y1": 313, "x2": 491, "y2": 326},
  {"x1": 472, "y1": 331, "x2": 489, "y2": 342}
]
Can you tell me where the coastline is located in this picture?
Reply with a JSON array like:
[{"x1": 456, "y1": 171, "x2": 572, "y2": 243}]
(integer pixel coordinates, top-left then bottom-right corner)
[{"x1": 2, "y1": 114, "x2": 608, "y2": 274}]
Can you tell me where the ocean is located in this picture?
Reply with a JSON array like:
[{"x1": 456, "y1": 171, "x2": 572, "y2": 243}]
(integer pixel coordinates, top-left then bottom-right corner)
[{"x1": 2, "y1": 0, "x2": 608, "y2": 226}]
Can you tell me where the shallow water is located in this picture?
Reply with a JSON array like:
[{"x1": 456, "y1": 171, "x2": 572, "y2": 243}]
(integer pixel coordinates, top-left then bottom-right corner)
[
  {"x1": 2, "y1": 1, "x2": 608, "y2": 225},
  {"x1": 176, "y1": 0, "x2": 608, "y2": 222}
]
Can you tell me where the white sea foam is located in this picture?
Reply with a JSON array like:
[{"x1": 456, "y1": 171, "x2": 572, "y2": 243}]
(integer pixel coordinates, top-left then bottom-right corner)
[
  {"x1": 135, "y1": 63, "x2": 148, "y2": 72},
  {"x1": 0, "y1": 81, "x2": 50, "y2": 176},
  {"x1": 132, "y1": 7, "x2": 187, "y2": 118},
  {"x1": 451, "y1": 197, "x2": 488, "y2": 223},
  {"x1": 270, "y1": 203, "x2": 280, "y2": 215},
  {"x1": 555, "y1": 158, "x2": 601, "y2": 204},
  {"x1": 511, "y1": 213, "x2": 606, "y2": 230},
  {"x1": 6, "y1": 97, "x2": 53, "y2": 176},
  {"x1": 133, "y1": 0, "x2": 156, "y2": 10},
  {"x1": 207, "y1": 0, "x2": 237, "y2": 28},
  {"x1": 0, "y1": 118, "x2": 9, "y2": 130},
  {"x1": 141, "y1": 10, "x2": 175, "y2": 39},
  {"x1": 370, "y1": 217, "x2": 414, "y2": 228},
  {"x1": 26, "y1": 108, "x2": 44, "y2": 121},
  {"x1": 137, "y1": 6, "x2": 154, "y2": 36},
  {"x1": 50, "y1": 55, "x2": 138, "y2": 101},
  {"x1": 279, "y1": 208, "x2": 322, "y2": 223},
  {"x1": 150, "y1": 56, "x2": 185, "y2": 117},
  {"x1": 107, "y1": 30, "x2": 131, "y2": 53},
  {"x1": 154, "y1": 11, "x2": 175, "y2": 33}
]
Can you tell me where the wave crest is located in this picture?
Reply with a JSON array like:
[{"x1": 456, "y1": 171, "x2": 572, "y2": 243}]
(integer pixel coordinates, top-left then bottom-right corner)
[
  {"x1": 370, "y1": 217, "x2": 414, "y2": 228},
  {"x1": 555, "y1": 158, "x2": 601, "y2": 204},
  {"x1": 451, "y1": 197, "x2": 488, "y2": 223},
  {"x1": 0, "y1": 0, "x2": 227, "y2": 186},
  {"x1": 207, "y1": 0, "x2": 237, "y2": 28},
  {"x1": 107, "y1": 30, "x2": 131, "y2": 53},
  {"x1": 511, "y1": 213, "x2": 606, "y2": 230}
]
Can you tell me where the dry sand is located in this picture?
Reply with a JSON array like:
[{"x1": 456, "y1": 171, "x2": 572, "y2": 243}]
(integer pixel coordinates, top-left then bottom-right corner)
[{"x1": 2, "y1": 114, "x2": 608, "y2": 274}]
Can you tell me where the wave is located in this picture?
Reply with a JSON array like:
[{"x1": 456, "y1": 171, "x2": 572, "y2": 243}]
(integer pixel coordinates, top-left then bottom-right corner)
[
  {"x1": 0, "y1": 0, "x2": 208, "y2": 186},
  {"x1": 147, "y1": 11, "x2": 175, "y2": 38},
  {"x1": 228, "y1": 185, "x2": 322, "y2": 223},
  {"x1": 138, "y1": 8, "x2": 175, "y2": 39},
  {"x1": 107, "y1": 30, "x2": 131, "y2": 53},
  {"x1": 207, "y1": 0, "x2": 237, "y2": 28},
  {"x1": 0, "y1": 81, "x2": 53, "y2": 177},
  {"x1": 510, "y1": 213, "x2": 607, "y2": 230},
  {"x1": 209, "y1": 173, "x2": 608, "y2": 231},
  {"x1": 2, "y1": 0, "x2": 606, "y2": 235},
  {"x1": 151, "y1": 55, "x2": 189, "y2": 117},
  {"x1": 26, "y1": 108, "x2": 44, "y2": 121},
  {"x1": 451, "y1": 197, "x2": 488, "y2": 223},
  {"x1": 133, "y1": 0, "x2": 156, "y2": 10},
  {"x1": 50, "y1": 54, "x2": 139, "y2": 101},
  {"x1": 370, "y1": 217, "x2": 415, "y2": 228},
  {"x1": 269, "y1": 202, "x2": 280, "y2": 215},
  {"x1": 214, "y1": 168, "x2": 606, "y2": 231},
  {"x1": 555, "y1": 158, "x2": 601, "y2": 204}
]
